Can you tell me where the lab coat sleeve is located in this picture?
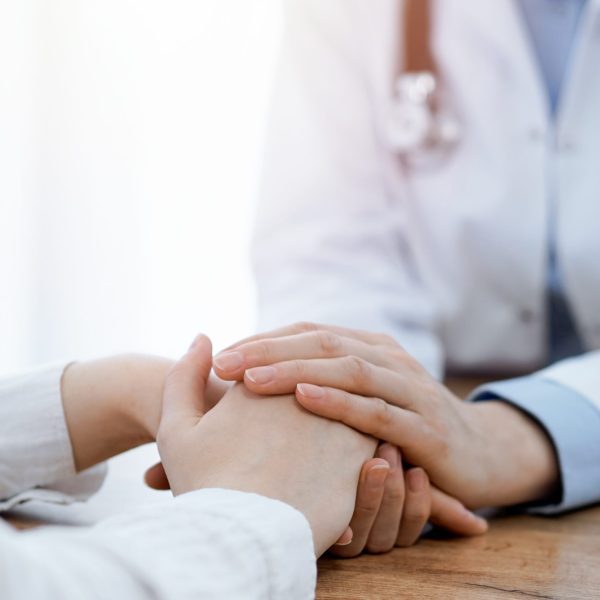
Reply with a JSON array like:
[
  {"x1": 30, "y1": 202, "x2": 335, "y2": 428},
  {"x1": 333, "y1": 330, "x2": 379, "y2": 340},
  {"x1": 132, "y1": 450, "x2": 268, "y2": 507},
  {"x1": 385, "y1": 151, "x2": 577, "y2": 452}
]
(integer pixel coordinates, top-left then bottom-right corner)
[
  {"x1": 469, "y1": 351, "x2": 600, "y2": 513},
  {"x1": 0, "y1": 364, "x2": 106, "y2": 512},
  {"x1": 0, "y1": 488, "x2": 316, "y2": 600},
  {"x1": 253, "y1": 0, "x2": 444, "y2": 377}
]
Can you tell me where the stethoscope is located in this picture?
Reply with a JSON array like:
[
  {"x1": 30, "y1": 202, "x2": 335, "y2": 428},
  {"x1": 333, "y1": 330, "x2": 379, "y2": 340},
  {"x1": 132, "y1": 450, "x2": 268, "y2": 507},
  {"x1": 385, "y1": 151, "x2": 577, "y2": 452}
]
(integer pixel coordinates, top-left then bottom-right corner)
[
  {"x1": 386, "y1": 71, "x2": 462, "y2": 158},
  {"x1": 386, "y1": 0, "x2": 462, "y2": 161}
]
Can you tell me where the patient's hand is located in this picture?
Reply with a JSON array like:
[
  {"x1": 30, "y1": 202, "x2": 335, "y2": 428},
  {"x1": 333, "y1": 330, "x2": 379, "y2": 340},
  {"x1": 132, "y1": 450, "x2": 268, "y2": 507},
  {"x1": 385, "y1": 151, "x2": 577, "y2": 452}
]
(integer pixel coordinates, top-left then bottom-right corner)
[
  {"x1": 61, "y1": 354, "x2": 229, "y2": 472},
  {"x1": 156, "y1": 335, "x2": 377, "y2": 556}
]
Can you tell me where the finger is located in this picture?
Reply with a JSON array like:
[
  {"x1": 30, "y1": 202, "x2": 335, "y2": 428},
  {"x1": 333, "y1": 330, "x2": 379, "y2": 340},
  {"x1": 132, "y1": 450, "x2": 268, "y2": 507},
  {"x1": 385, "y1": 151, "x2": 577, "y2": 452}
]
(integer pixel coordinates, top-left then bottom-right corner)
[
  {"x1": 334, "y1": 527, "x2": 354, "y2": 547},
  {"x1": 329, "y1": 459, "x2": 389, "y2": 558},
  {"x1": 243, "y1": 356, "x2": 421, "y2": 410},
  {"x1": 429, "y1": 488, "x2": 488, "y2": 536},
  {"x1": 144, "y1": 462, "x2": 170, "y2": 490},
  {"x1": 221, "y1": 322, "x2": 398, "y2": 353},
  {"x1": 161, "y1": 334, "x2": 213, "y2": 427},
  {"x1": 295, "y1": 385, "x2": 438, "y2": 463},
  {"x1": 395, "y1": 468, "x2": 432, "y2": 547},
  {"x1": 213, "y1": 331, "x2": 394, "y2": 381},
  {"x1": 366, "y1": 445, "x2": 405, "y2": 554}
]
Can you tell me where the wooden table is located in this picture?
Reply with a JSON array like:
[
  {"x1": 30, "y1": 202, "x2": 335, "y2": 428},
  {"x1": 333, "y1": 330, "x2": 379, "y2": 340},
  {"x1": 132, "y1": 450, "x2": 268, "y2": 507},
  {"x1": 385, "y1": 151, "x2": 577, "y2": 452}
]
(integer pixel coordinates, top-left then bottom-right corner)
[
  {"x1": 5, "y1": 378, "x2": 600, "y2": 599},
  {"x1": 317, "y1": 507, "x2": 600, "y2": 599}
]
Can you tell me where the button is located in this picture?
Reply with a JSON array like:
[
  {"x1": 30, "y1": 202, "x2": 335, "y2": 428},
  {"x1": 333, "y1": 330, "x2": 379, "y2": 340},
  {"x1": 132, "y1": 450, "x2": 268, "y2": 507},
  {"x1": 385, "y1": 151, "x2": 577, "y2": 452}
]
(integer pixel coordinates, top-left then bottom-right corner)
[
  {"x1": 528, "y1": 127, "x2": 545, "y2": 143},
  {"x1": 558, "y1": 136, "x2": 577, "y2": 153},
  {"x1": 519, "y1": 308, "x2": 536, "y2": 323}
]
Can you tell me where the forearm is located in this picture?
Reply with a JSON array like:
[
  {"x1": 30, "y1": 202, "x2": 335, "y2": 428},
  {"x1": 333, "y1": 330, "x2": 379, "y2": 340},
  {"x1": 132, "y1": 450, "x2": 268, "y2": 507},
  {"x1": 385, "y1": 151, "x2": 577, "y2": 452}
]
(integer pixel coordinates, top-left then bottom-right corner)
[{"x1": 61, "y1": 355, "x2": 174, "y2": 471}]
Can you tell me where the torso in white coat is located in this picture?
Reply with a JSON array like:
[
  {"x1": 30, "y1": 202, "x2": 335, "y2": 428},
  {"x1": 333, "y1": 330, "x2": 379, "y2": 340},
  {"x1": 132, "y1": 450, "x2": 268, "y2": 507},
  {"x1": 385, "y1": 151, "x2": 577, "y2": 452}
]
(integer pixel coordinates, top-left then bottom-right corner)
[{"x1": 254, "y1": 0, "x2": 600, "y2": 378}]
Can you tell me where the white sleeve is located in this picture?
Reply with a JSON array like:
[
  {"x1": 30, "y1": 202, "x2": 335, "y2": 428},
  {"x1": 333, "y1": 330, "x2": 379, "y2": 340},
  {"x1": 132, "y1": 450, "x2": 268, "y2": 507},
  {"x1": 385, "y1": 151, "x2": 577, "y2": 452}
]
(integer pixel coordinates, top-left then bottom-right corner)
[
  {"x1": 0, "y1": 489, "x2": 316, "y2": 600},
  {"x1": 0, "y1": 364, "x2": 106, "y2": 512},
  {"x1": 253, "y1": 0, "x2": 443, "y2": 377}
]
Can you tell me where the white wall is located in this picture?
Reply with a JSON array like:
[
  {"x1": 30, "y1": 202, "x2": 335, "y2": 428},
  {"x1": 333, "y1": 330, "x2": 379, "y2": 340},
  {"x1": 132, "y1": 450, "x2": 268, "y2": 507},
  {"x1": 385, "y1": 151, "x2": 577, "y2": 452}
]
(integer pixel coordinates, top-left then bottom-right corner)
[{"x1": 0, "y1": 0, "x2": 282, "y2": 373}]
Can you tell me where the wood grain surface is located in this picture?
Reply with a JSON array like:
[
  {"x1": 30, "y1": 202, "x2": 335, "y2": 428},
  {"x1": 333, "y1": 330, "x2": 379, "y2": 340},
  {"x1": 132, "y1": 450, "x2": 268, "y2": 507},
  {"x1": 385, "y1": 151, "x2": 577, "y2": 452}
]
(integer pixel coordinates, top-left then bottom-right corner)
[{"x1": 316, "y1": 507, "x2": 600, "y2": 599}]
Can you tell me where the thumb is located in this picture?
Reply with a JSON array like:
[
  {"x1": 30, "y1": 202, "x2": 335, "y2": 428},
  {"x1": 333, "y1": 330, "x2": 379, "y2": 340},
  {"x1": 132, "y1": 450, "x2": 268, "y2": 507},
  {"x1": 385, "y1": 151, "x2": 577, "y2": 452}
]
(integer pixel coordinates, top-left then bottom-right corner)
[
  {"x1": 144, "y1": 462, "x2": 170, "y2": 490},
  {"x1": 162, "y1": 334, "x2": 213, "y2": 426}
]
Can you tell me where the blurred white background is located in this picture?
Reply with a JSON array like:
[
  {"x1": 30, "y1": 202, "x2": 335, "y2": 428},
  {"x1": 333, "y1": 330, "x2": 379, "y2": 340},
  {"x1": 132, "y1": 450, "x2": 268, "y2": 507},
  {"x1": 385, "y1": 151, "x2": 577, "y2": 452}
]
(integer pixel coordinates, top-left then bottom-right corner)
[{"x1": 0, "y1": 0, "x2": 283, "y2": 375}]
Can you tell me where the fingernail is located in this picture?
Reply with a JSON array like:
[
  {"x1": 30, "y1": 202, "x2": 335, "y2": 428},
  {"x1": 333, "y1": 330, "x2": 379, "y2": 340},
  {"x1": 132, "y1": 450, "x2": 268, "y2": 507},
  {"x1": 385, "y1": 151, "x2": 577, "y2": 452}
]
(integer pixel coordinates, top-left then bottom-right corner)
[
  {"x1": 408, "y1": 469, "x2": 427, "y2": 493},
  {"x1": 213, "y1": 352, "x2": 243, "y2": 372},
  {"x1": 245, "y1": 366, "x2": 276, "y2": 385},
  {"x1": 335, "y1": 537, "x2": 353, "y2": 547},
  {"x1": 367, "y1": 464, "x2": 389, "y2": 486},
  {"x1": 296, "y1": 383, "x2": 325, "y2": 400}
]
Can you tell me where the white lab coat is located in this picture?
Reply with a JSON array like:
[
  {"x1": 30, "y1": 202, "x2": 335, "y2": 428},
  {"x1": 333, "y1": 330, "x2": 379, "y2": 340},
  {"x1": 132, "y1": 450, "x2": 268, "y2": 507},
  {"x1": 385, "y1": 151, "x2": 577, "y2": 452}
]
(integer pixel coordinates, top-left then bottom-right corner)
[{"x1": 253, "y1": 0, "x2": 600, "y2": 408}]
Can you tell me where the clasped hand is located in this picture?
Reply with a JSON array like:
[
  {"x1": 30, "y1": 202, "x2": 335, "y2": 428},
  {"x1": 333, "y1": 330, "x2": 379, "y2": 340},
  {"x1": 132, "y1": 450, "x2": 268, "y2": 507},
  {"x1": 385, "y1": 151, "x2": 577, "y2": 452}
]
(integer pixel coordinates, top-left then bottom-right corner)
[{"x1": 213, "y1": 322, "x2": 560, "y2": 514}]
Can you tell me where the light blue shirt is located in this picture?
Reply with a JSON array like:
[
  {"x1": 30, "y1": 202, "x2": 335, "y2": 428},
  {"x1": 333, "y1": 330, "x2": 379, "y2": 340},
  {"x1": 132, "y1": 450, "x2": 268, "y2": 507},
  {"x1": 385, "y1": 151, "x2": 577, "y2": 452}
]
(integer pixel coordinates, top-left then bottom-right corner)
[
  {"x1": 520, "y1": 0, "x2": 588, "y2": 363},
  {"x1": 473, "y1": 0, "x2": 600, "y2": 515},
  {"x1": 519, "y1": 0, "x2": 588, "y2": 115}
]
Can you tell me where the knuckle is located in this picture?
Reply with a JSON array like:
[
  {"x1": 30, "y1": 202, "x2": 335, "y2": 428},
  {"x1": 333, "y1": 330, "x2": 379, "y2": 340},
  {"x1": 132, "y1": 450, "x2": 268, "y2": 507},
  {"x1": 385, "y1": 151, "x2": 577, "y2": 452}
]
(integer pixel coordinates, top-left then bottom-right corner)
[
  {"x1": 377, "y1": 332, "x2": 398, "y2": 347},
  {"x1": 346, "y1": 355, "x2": 372, "y2": 386},
  {"x1": 250, "y1": 341, "x2": 272, "y2": 364},
  {"x1": 400, "y1": 353, "x2": 422, "y2": 373},
  {"x1": 403, "y1": 509, "x2": 429, "y2": 525},
  {"x1": 294, "y1": 321, "x2": 319, "y2": 334},
  {"x1": 373, "y1": 398, "x2": 393, "y2": 429},
  {"x1": 339, "y1": 390, "x2": 353, "y2": 418},
  {"x1": 291, "y1": 358, "x2": 308, "y2": 379},
  {"x1": 366, "y1": 539, "x2": 394, "y2": 554},
  {"x1": 385, "y1": 484, "x2": 406, "y2": 504},
  {"x1": 315, "y1": 330, "x2": 342, "y2": 355},
  {"x1": 355, "y1": 502, "x2": 380, "y2": 518}
]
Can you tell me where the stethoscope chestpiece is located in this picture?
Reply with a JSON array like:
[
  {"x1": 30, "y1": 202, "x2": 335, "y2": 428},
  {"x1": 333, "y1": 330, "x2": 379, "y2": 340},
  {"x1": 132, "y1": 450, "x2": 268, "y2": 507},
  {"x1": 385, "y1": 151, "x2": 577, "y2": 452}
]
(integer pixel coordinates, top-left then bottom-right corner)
[{"x1": 386, "y1": 71, "x2": 461, "y2": 158}]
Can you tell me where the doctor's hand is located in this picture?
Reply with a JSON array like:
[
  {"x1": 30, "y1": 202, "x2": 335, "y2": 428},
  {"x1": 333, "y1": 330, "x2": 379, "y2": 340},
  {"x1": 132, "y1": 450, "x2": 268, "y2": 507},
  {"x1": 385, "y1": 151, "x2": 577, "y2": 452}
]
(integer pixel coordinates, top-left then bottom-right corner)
[
  {"x1": 213, "y1": 322, "x2": 560, "y2": 510},
  {"x1": 157, "y1": 334, "x2": 378, "y2": 556},
  {"x1": 332, "y1": 443, "x2": 487, "y2": 556}
]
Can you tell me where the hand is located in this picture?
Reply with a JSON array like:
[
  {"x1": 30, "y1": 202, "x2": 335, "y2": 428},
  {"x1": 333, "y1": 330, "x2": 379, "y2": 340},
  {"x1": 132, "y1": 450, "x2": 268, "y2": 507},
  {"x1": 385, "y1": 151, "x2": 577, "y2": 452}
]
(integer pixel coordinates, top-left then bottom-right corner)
[
  {"x1": 156, "y1": 334, "x2": 378, "y2": 556},
  {"x1": 61, "y1": 354, "x2": 229, "y2": 471},
  {"x1": 213, "y1": 322, "x2": 559, "y2": 509},
  {"x1": 332, "y1": 443, "x2": 487, "y2": 556}
]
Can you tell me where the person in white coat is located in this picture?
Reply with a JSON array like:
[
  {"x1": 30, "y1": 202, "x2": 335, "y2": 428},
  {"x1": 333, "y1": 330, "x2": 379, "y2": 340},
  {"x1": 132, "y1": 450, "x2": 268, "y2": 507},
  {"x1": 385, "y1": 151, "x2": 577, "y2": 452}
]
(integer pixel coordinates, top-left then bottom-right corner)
[
  {"x1": 0, "y1": 336, "x2": 486, "y2": 600},
  {"x1": 246, "y1": 0, "x2": 600, "y2": 550}
]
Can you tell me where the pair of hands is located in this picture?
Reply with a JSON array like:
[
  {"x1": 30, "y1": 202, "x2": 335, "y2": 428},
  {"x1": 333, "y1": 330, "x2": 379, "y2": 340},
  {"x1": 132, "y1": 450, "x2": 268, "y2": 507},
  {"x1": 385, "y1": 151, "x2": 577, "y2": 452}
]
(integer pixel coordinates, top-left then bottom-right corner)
[
  {"x1": 151, "y1": 330, "x2": 488, "y2": 555},
  {"x1": 211, "y1": 322, "x2": 560, "y2": 511},
  {"x1": 61, "y1": 331, "x2": 488, "y2": 556},
  {"x1": 147, "y1": 338, "x2": 486, "y2": 556}
]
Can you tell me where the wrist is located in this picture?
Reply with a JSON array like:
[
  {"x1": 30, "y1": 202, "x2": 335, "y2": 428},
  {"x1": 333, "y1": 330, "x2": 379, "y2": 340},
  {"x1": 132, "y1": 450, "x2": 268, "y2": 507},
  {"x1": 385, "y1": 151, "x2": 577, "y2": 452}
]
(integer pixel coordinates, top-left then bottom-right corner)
[
  {"x1": 62, "y1": 355, "x2": 174, "y2": 471},
  {"x1": 117, "y1": 355, "x2": 174, "y2": 442},
  {"x1": 473, "y1": 401, "x2": 560, "y2": 507}
]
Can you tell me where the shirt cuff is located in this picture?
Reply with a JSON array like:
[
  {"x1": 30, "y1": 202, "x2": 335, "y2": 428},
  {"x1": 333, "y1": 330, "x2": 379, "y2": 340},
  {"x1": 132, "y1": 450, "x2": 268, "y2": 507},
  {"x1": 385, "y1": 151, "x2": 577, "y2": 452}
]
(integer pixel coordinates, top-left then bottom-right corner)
[
  {"x1": 0, "y1": 364, "x2": 107, "y2": 511},
  {"x1": 469, "y1": 376, "x2": 600, "y2": 514}
]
